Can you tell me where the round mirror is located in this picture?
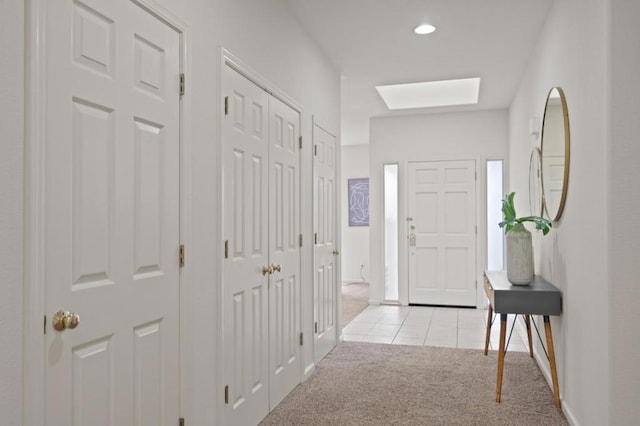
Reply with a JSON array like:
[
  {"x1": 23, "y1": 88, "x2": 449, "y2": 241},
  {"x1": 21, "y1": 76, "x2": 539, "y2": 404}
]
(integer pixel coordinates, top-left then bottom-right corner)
[
  {"x1": 541, "y1": 87, "x2": 570, "y2": 221},
  {"x1": 529, "y1": 147, "x2": 543, "y2": 217}
]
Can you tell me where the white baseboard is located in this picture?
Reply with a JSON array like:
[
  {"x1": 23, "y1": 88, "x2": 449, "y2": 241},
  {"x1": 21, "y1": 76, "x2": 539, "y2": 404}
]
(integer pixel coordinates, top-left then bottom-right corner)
[
  {"x1": 303, "y1": 362, "x2": 315, "y2": 379},
  {"x1": 342, "y1": 279, "x2": 367, "y2": 285}
]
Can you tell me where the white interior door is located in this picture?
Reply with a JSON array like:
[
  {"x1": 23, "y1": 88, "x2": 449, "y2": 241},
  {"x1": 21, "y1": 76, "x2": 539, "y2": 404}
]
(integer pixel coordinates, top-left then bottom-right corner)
[
  {"x1": 408, "y1": 160, "x2": 477, "y2": 306},
  {"x1": 222, "y1": 65, "x2": 302, "y2": 423},
  {"x1": 313, "y1": 123, "x2": 338, "y2": 362},
  {"x1": 268, "y1": 96, "x2": 301, "y2": 409},
  {"x1": 222, "y1": 66, "x2": 270, "y2": 426},
  {"x1": 43, "y1": 0, "x2": 181, "y2": 424}
]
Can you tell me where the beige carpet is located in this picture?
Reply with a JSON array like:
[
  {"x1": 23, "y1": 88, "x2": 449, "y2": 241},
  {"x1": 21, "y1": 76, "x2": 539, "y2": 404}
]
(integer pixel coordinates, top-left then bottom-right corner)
[
  {"x1": 261, "y1": 342, "x2": 567, "y2": 425},
  {"x1": 341, "y1": 282, "x2": 369, "y2": 327}
]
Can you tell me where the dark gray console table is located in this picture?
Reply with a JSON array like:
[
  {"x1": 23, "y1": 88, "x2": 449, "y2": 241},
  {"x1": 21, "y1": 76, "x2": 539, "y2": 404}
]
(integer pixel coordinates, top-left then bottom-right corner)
[{"x1": 483, "y1": 271, "x2": 562, "y2": 408}]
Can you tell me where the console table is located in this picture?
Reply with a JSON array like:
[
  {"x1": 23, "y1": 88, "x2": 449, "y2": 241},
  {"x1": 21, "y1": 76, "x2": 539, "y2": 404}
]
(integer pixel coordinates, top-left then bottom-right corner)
[{"x1": 483, "y1": 270, "x2": 562, "y2": 407}]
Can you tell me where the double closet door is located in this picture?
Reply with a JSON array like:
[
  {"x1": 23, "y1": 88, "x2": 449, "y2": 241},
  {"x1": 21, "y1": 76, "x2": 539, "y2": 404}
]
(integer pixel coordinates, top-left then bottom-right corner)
[{"x1": 222, "y1": 65, "x2": 302, "y2": 425}]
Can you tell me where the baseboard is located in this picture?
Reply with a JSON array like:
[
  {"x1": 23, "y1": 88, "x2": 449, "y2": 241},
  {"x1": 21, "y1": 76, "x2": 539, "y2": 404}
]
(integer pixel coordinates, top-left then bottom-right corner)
[
  {"x1": 561, "y1": 400, "x2": 579, "y2": 426},
  {"x1": 342, "y1": 279, "x2": 366, "y2": 285},
  {"x1": 303, "y1": 362, "x2": 315, "y2": 379}
]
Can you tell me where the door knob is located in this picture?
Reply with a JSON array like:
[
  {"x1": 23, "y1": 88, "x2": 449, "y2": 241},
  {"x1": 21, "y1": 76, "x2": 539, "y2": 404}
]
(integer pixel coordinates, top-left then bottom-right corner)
[
  {"x1": 271, "y1": 264, "x2": 281, "y2": 272},
  {"x1": 52, "y1": 309, "x2": 81, "y2": 331},
  {"x1": 262, "y1": 265, "x2": 274, "y2": 276},
  {"x1": 332, "y1": 249, "x2": 340, "y2": 256}
]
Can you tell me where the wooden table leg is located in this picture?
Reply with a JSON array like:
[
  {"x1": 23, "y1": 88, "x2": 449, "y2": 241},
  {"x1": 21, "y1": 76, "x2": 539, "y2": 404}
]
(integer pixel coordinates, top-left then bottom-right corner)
[
  {"x1": 484, "y1": 304, "x2": 493, "y2": 355},
  {"x1": 496, "y1": 313, "x2": 507, "y2": 403},
  {"x1": 524, "y1": 314, "x2": 534, "y2": 358},
  {"x1": 544, "y1": 316, "x2": 561, "y2": 408}
]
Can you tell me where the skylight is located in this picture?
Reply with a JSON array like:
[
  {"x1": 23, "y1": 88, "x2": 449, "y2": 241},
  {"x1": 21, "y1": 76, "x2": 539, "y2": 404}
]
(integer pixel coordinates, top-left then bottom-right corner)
[{"x1": 375, "y1": 77, "x2": 481, "y2": 110}]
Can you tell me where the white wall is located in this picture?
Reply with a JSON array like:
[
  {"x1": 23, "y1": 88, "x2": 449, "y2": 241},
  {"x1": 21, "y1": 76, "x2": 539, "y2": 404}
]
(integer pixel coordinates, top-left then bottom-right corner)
[
  {"x1": 508, "y1": 0, "x2": 609, "y2": 423},
  {"x1": 341, "y1": 145, "x2": 370, "y2": 282},
  {"x1": 0, "y1": 0, "x2": 23, "y2": 423},
  {"x1": 11, "y1": 0, "x2": 340, "y2": 424},
  {"x1": 609, "y1": 0, "x2": 640, "y2": 422},
  {"x1": 132, "y1": 1, "x2": 341, "y2": 423},
  {"x1": 369, "y1": 110, "x2": 509, "y2": 305}
]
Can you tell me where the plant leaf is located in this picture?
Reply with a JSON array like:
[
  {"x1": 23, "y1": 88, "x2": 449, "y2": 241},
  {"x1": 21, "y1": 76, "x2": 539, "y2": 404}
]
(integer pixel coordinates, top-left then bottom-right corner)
[{"x1": 499, "y1": 192, "x2": 552, "y2": 236}]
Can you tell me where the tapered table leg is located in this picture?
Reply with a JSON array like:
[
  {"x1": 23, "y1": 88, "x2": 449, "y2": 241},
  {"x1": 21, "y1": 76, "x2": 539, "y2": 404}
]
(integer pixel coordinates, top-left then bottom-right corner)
[
  {"x1": 525, "y1": 314, "x2": 534, "y2": 358},
  {"x1": 544, "y1": 316, "x2": 561, "y2": 408},
  {"x1": 484, "y1": 304, "x2": 493, "y2": 355},
  {"x1": 496, "y1": 313, "x2": 507, "y2": 402}
]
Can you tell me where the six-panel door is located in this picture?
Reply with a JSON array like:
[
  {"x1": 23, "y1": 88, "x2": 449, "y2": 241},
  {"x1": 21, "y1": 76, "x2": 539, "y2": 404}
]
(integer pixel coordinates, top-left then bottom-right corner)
[{"x1": 44, "y1": 0, "x2": 181, "y2": 424}]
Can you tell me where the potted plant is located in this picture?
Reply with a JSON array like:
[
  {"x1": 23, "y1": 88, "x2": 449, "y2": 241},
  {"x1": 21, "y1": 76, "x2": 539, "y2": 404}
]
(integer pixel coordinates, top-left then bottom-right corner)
[{"x1": 499, "y1": 192, "x2": 552, "y2": 285}]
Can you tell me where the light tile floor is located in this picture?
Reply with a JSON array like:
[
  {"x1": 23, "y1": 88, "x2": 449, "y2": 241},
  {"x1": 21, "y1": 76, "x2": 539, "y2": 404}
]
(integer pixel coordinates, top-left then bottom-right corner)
[{"x1": 342, "y1": 304, "x2": 529, "y2": 352}]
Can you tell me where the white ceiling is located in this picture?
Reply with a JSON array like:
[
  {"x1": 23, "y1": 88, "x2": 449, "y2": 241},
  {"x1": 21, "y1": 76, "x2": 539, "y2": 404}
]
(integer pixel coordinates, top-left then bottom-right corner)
[{"x1": 286, "y1": 0, "x2": 554, "y2": 145}]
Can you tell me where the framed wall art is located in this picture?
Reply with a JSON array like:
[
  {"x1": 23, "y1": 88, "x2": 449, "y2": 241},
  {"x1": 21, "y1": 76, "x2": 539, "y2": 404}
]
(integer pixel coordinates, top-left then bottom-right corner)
[{"x1": 348, "y1": 178, "x2": 369, "y2": 226}]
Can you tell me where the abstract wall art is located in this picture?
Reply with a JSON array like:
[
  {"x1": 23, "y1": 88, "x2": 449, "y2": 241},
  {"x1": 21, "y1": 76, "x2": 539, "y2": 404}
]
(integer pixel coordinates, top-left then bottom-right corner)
[{"x1": 348, "y1": 178, "x2": 369, "y2": 226}]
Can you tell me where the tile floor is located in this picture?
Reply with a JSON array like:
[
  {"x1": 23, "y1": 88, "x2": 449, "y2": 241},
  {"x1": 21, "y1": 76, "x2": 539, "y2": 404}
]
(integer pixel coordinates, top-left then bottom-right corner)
[{"x1": 342, "y1": 304, "x2": 529, "y2": 352}]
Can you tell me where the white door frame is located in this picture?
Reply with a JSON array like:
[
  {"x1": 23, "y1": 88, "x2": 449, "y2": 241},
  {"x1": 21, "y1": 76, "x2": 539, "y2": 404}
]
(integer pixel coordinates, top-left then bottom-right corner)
[
  {"x1": 217, "y1": 49, "x2": 306, "y2": 424},
  {"x1": 24, "y1": 1, "x2": 190, "y2": 424},
  {"x1": 395, "y1": 157, "x2": 483, "y2": 307}
]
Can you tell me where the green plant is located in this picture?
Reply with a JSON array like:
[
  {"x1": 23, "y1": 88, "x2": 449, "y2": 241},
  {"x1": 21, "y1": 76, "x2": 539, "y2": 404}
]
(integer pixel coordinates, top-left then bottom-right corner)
[{"x1": 499, "y1": 192, "x2": 552, "y2": 235}]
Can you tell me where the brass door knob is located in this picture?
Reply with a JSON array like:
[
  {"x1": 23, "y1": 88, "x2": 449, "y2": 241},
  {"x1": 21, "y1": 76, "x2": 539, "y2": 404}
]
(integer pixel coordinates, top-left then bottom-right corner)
[
  {"x1": 332, "y1": 249, "x2": 340, "y2": 256},
  {"x1": 271, "y1": 264, "x2": 281, "y2": 272},
  {"x1": 52, "y1": 309, "x2": 81, "y2": 331},
  {"x1": 262, "y1": 265, "x2": 274, "y2": 276}
]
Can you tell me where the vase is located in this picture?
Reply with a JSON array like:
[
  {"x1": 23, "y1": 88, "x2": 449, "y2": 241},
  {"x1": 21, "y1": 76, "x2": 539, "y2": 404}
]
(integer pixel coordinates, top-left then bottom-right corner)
[{"x1": 506, "y1": 223, "x2": 534, "y2": 285}]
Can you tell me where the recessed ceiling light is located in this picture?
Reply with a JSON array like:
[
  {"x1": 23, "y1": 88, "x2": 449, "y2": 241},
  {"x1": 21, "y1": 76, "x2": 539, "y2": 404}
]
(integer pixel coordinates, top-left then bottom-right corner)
[
  {"x1": 414, "y1": 24, "x2": 436, "y2": 35},
  {"x1": 375, "y1": 78, "x2": 481, "y2": 110}
]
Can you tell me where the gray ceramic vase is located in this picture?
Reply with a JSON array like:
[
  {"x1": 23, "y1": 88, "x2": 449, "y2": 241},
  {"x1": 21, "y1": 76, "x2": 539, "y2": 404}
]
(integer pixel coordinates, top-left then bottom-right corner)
[{"x1": 506, "y1": 223, "x2": 534, "y2": 285}]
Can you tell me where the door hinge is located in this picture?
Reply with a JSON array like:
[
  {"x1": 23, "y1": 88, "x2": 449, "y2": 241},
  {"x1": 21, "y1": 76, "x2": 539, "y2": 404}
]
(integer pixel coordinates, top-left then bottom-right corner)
[
  {"x1": 44, "y1": 314, "x2": 47, "y2": 334},
  {"x1": 475, "y1": 279, "x2": 478, "y2": 289},
  {"x1": 299, "y1": 234, "x2": 303, "y2": 248},
  {"x1": 179, "y1": 418, "x2": 184, "y2": 426},
  {"x1": 224, "y1": 96, "x2": 229, "y2": 116},
  {"x1": 314, "y1": 321, "x2": 318, "y2": 333},
  {"x1": 314, "y1": 233, "x2": 318, "y2": 244},
  {"x1": 299, "y1": 136, "x2": 303, "y2": 150},
  {"x1": 224, "y1": 240, "x2": 229, "y2": 259},
  {"x1": 299, "y1": 332, "x2": 304, "y2": 346},
  {"x1": 179, "y1": 73, "x2": 185, "y2": 97},
  {"x1": 475, "y1": 171, "x2": 477, "y2": 181},
  {"x1": 314, "y1": 144, "x2": 318, "y2": 156},
  {"x1": 475, "y1": 225, "x2": 478, "y2": 235},
  {"x1": 224, "y1": 385, "x2": 229, "y2": 404},
  {"x1": 179, "y1": 244, "x2": 185, "y2": 268}
]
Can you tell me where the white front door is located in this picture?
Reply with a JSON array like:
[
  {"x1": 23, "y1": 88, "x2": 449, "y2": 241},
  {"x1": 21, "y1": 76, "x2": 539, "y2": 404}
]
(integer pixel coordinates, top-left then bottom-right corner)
[
  {"x1": 408, "y1": 160, "x2": 477, "y2": 306},
  {"x1": 43, "y1": 0, "x2": 181, "y2": 424},
  {"x1": 222, "y1": 65, "x2": 302, "y2": 423},
  {"x1": 313, "y1": 123, "x2": 338, "y2": 362}
]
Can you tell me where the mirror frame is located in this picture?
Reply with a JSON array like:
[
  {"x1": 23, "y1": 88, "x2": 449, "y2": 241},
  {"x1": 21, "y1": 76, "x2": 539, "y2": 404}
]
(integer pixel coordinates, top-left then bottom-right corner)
[{"x1": 541, "y1": 87, "x2": 570, "y2": 222}]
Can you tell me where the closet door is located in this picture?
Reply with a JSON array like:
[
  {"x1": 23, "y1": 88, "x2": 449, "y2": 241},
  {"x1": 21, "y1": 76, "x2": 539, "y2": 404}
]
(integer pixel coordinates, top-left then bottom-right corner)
[
  {"x1": 222, "y1": 66, "x2": 270, "y2": 426},
  {"x1": 268, "y1": 96, "x2": 301, "y2": 408},
  {"x1": 222, "y1": 64, "x2": 303, "y2": 423},
  {"x1": 313, "y1": 123, "x2": 338, "y2": 362}
]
